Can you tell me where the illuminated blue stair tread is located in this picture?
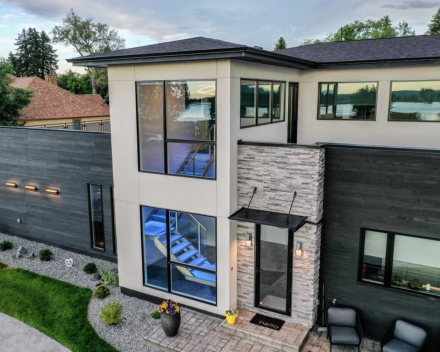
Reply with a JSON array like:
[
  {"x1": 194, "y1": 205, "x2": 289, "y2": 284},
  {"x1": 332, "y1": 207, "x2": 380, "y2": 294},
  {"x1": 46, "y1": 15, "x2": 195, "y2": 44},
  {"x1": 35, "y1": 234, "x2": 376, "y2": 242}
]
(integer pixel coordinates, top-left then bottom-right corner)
[
  {"x1": 144, "y1": 221, "x2": 166, "y2": 236},
  {"x1": 178, "y1": 249, "x2": 198, "y2": 262},
  {"x1": 188, "y1": 257, "x2": 207, "y2": 266},
  {"x1": 171, "y1": 241, "x2": 191, "y2": 254},
  {"x1": 190, "y1": 270, "x2": 216, "y2": 283},
  {"x1": 150, "y1": 214, "x2": 166, "y2": 222},
  {"x1": 162, "y1": 234, "x2": 183, "y2": 245},
  {"x1": 201, "y1": 263, "x2": 216, "y2": 270}
]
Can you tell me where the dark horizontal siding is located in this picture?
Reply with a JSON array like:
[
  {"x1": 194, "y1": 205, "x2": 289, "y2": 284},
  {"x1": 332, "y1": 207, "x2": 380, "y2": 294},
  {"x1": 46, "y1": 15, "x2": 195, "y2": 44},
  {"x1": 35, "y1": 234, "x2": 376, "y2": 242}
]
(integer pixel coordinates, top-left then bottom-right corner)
[
  {"x1": 0, "y1": 128, "x2": 115, "y2": 260},
  {"x1": 323, "y1": 146, "x2": 440, "y2": 349}
]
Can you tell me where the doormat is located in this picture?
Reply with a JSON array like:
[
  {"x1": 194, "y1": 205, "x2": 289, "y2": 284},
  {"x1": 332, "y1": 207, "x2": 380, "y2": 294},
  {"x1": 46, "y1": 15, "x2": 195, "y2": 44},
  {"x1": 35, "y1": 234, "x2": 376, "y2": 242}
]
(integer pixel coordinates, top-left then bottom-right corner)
[{"x1": 249, "y1": 313, "x2": 285, "y2": 331}]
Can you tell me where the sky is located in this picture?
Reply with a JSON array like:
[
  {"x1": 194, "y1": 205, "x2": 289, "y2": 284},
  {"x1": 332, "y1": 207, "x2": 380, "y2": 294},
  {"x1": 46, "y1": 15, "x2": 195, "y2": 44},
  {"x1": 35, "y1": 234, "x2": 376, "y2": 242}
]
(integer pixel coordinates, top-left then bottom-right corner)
[{"x1": 0, "y1": 0, "x2": 439, "y2": 74}]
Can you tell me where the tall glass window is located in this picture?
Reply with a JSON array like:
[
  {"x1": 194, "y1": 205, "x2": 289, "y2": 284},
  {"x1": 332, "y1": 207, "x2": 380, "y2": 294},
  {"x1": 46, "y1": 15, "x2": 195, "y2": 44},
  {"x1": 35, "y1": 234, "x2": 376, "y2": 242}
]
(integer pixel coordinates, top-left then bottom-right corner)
[
  {"x1": 142, "y1": 206, "x2": 217, "y2": 304},
  {"x1": 390, "y1": 81, "x2": 440, "y2": 121},
  {"x1": 110, "y1": 186, "x2": 117, "y2": 255},
  {"x1": 88, "y1": 184, "x2": 105, "y2": 251},
  {"x1": 359, "y1": 229, "x2": 440, "y2": 297},
  {"x1": 137, "y1": 80, "x2": 216, "y2": 178},
  {"x1": 319, "y1": 82, "x2": 377, "y2": 120},
  {"x1": 240, "y1": 79, "x2": 286, "y2": 128}
]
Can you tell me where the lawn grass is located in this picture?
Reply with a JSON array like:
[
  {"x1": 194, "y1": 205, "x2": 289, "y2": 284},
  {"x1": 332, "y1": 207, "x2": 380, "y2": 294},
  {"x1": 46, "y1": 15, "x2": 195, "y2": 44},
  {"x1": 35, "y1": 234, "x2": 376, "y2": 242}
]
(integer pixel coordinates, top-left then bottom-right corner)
[{"x1": 0, "y1": 262, "x2": 118, "y2": 352}]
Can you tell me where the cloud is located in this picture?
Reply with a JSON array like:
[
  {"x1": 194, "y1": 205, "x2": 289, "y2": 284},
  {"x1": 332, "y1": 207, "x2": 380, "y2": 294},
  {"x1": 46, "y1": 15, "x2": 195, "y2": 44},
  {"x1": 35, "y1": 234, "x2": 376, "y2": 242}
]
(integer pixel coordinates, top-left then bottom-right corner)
[
  {"x1": 1, "y1": 14, "x2": 17, "y2": 20},
  {"x1": 383, "y1": 1, "x2": 440, "y2": 9}
]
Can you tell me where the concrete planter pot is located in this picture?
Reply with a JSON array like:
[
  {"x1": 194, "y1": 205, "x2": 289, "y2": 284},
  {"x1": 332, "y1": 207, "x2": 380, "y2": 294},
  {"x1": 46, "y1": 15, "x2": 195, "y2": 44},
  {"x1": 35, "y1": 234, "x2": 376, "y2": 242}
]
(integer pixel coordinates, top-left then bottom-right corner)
[{"x1": 161, "y1": 313, "x2": 181, "y2": 337}]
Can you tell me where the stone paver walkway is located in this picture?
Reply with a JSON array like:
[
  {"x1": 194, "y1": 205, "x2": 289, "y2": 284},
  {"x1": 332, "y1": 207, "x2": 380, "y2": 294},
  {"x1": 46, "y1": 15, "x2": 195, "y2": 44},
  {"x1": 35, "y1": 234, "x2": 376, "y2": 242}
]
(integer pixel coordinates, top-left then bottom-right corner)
[{"x1": 0, "y1": 312, "x2": 70, "y2": 352}]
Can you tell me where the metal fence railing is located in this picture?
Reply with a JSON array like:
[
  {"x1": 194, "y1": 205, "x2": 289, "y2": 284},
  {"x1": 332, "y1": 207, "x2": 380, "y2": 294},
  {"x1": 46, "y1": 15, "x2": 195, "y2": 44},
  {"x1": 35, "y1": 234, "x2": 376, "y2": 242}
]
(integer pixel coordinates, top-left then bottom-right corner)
[{"x1": 29, "y1": 120, "x2": 111, "y2": 132}]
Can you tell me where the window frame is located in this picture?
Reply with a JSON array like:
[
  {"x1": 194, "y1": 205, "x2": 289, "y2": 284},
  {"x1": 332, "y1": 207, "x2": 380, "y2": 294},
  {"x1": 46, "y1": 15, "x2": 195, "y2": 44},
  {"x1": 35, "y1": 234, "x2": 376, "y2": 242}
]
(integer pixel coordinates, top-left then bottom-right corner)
[
  {"x1": 388, "y1": 79, "x2": 440, "y2": 123},
  {"x1": 87, "y1": 183, "x2": 105, "y2": 252},
  {"x1": 140, "y1": 205, "x2": 218, "y2": 306},
  {"x1": 317, "y1": 81, "x2": 379, "y2": 121},
  {"x1": 358, "y1": 227, "x2": 440, "y2": 299},
  {"x1": 240, "y1": 78, "x2": 287, "y2": 129},
  {"x1": 135, "y1": 79, "x2": 217, "y2": 180},
  {"x1": 110, "y1": 186, "x2": 117, "y2": 255}
]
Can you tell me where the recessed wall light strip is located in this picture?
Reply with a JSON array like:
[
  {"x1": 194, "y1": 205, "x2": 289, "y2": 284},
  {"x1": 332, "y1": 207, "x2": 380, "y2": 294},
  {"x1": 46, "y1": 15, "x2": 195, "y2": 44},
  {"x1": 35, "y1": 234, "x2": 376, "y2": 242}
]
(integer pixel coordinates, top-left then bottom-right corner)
[
  {"x1": 45, "y1": 188, "x2": 60, "y2": 195},
  {"x1": 5, "y1": 182, "x2": 18, "y2": 188},
  {"x1": 24, "y1": 185, "x2": 38, "y2": 191}
]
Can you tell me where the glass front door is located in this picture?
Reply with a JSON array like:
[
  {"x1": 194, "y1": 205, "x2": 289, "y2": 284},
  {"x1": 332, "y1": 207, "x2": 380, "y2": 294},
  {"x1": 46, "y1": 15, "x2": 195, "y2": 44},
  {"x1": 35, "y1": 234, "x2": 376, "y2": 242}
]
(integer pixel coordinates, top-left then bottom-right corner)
[{"x1": 255, "y1": 225, "x2": 293, "y2": 315}]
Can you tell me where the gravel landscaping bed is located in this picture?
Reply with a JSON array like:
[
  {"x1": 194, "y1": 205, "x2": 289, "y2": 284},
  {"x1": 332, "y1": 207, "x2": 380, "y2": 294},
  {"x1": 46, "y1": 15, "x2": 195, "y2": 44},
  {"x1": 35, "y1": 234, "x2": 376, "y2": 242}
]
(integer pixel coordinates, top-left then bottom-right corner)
[{"x1": 0, "y1": 233, "x2": 161, "y2": 352}]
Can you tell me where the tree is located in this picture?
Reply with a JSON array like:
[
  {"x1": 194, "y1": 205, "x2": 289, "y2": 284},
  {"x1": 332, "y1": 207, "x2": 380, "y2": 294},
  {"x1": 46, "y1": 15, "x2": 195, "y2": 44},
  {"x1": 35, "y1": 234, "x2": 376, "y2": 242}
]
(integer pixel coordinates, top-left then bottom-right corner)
[
  {"x1": 52, "y1": 9, "x2": 125, "y2": 94},
  {"x1": 9, "y1": 28, "x2": 58, "y2": 79},
  {"x1": 427, "y1": 7, "x2": 440, "y2": 35},
  {"x1": 351, "y1": 85, "x2": 377, "y2": 119},
  {"x1": 420, "y1": 88, "x2": 436, "y2": 103},
  {"x1": 67, "y1": 73, "x2": 92, "y2": 94},
  {"x1": 302, "y1": 16, "x2": 415, "y2": 45},
  {"x1": 0, "y1": 61, "x2": 33, "y2": 126},
  {"x1": 274, "y1": 37, "x2": 287, "y2": 50},
  {"x1": 58, "y1": 69, "x2": 108, "y2": 97}
]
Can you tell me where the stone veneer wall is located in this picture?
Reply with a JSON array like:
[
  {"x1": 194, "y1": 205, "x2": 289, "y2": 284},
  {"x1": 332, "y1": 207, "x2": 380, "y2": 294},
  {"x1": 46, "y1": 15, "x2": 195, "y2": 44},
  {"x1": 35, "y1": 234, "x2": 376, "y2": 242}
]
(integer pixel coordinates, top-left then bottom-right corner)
[{"x1": 236, "y1": 144, "x2": 325, "y2": 328}]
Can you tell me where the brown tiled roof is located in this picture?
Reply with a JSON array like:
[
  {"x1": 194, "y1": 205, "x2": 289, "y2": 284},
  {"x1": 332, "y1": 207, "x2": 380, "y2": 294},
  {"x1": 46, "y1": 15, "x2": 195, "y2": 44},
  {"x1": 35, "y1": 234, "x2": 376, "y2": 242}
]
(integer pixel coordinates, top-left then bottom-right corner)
[{"x1": 11, "y1": 76, "x2": 110, "y2": 121}]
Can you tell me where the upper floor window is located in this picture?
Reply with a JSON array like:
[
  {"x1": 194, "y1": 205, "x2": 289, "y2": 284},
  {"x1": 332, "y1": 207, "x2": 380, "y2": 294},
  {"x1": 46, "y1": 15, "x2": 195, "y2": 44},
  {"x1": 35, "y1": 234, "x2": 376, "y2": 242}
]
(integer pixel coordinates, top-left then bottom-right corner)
[
  {"x1": 389, "y1": 80, "x2": 440, "y2": 122},
  {"x1": 240, "y1": 80, "x2": 285, "y2": 128},
  {"x1": 359, "y1": 228, "x2": 440, "y2": 298},
  {"x1": 137, "y1": 80, "x2": 216, "y2": 178},
  {"x1": 318, "y1": 82, "x2": 378, "y2": 120}
]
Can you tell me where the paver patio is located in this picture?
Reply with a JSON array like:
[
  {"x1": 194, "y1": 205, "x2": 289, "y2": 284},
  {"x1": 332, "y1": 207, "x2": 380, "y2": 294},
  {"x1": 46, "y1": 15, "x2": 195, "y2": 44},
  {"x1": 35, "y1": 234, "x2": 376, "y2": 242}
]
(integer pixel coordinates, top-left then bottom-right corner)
[{"x1": 145, "y1": 308, "x2": 381, "y2": 352}]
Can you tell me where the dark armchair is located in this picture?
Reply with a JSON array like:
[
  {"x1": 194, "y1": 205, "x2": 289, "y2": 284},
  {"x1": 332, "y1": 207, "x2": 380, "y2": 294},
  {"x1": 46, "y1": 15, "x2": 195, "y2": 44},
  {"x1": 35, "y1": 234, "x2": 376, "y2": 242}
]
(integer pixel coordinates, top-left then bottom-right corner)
[
  {"x1": 381, "y1": 320, "x2": 428, "y2": 352},
  {"x1": 326, "y1": 307, "x2": 364, "y2": 352}
]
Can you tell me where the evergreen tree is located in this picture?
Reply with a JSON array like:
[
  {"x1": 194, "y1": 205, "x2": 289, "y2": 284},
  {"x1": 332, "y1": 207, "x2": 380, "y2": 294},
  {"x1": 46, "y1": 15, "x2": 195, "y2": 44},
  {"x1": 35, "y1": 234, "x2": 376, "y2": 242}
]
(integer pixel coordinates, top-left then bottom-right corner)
[
  {"x1": 11, "y1": 28, "x2": 58, "y2": 79},
  {"x1": 427, "y1": 7, "x2": 440, "y2": 35},
  {"x1": 274, "y1": 37, "x2": 287, "y2": 50},
  {"x1": 0, "y1": 61, "x2": 33, "y2": 126}
]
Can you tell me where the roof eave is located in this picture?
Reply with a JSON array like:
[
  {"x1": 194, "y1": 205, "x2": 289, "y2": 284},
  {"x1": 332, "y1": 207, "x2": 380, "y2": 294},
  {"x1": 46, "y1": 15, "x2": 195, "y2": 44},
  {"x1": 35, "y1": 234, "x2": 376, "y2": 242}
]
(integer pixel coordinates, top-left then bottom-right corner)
[{"x1": 315, "y1": 57, "x2": 440, "y2": 69}]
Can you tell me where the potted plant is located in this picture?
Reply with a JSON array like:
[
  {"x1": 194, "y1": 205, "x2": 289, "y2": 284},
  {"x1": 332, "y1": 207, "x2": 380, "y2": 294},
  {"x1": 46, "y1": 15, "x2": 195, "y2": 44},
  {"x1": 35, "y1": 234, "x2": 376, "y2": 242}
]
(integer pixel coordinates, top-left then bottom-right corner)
[
  {"x1": 392, "y1": 273, "x2": 404, "y2": 287},
  {"x1": 158, "y1": 299, "x2": 181, "y2": 337},
  {"x1": 225, "y1": 309, "x2": 238, "y2": 324},
  {"x1": 408, "y1": 278, "x2": 422, "y2": 290}
]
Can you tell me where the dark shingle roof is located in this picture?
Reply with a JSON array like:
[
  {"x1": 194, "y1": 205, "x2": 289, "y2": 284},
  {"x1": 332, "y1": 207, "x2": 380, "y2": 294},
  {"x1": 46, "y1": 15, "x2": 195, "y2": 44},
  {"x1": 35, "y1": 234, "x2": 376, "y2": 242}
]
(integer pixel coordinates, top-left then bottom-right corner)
[
  {"x1": 278, "y1": 35, "x2": 440, "y2": 64},
  {"x1": 69, "y1": 37, "x2": 247, "y2": 61}
]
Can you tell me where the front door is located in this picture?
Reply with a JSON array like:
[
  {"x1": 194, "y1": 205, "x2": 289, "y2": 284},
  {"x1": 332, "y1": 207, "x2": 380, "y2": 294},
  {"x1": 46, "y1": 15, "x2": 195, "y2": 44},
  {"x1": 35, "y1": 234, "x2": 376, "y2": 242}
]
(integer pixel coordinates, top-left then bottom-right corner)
[
  {"x1": 255, "y1": 225, "x2": 293, "y2": 315},
  {"x1": 288, "y1": 83, "x2": 299, "y2": 143}
]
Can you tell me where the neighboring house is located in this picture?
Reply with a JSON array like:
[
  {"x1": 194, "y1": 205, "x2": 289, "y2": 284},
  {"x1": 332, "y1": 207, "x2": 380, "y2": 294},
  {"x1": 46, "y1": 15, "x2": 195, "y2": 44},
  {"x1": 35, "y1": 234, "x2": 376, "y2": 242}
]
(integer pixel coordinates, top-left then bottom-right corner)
[
  {"x1": 1, "y1": 35, "x2": 440, "y2": 349},
  {"x1": 11, "y1": 75, "x2": 110, "y2": 131}
]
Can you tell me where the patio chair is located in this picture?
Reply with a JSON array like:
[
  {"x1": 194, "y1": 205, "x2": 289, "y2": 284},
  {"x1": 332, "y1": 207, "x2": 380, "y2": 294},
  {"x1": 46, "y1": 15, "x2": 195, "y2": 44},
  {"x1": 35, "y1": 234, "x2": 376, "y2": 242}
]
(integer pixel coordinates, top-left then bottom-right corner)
[
  {"x1": 381, "y1": 320, "x2": 428, "y2": 352},
  {"x1": 326, "y1": 307, "x2": 363, "y2": 352}
]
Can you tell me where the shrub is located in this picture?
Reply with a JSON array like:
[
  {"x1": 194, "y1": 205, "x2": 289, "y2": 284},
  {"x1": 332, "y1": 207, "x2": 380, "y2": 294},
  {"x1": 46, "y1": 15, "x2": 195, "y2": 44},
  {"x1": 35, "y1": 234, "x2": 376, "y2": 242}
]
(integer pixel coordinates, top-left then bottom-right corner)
[
  {"x1": 151, "y1": 311, "x2": 161, "y2": 319},
  {"x1": 113, "y1": 273, "x2": 119, "y2": 287},
  {"x1": 0, "y1": 241, "x2": 13, "y2": 251},
  {"x1": 100, "y1": 266, "x2": 117, "y2": 286},
  {"x1": 100, "y1": 302, "x2": 123, "y2": 325},
  {"x1": 0, "y1": 262, "x2": 7, "y2": 269},
  {"x1": 94, "y1": 285, "x2": 110, "y2": 299},
  {"x1": 225, "y1": 309, "x2": 238, "y2": 316},
  {"x1": 39, "y1": 249, "x2": 53, "y2": 261},
  {"x1": 83, "y1": 262, "x2": 97, "y2": 274}
]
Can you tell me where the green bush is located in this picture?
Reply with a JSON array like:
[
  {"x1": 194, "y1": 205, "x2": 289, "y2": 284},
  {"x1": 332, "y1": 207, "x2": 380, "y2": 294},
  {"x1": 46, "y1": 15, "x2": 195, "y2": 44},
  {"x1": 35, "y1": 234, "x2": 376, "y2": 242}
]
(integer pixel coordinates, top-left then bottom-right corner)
[
  {"x1": 100, "y1": 266, "x2": 118, "y2": 286},
  {"x1": 0, "y1": 241, "x2": 13, "y2": 251},
  {"x1": 100, "y1": 302, "x2": 123, "y2": 325},
  {"x1": 0, "y1": 262, "x2": 7, "y2": 269},
  {"x1": 83, "y1": 263, "x2": 97, "y2": 274},
  {"x1": 94, "y1": 285, "x2": 110, "y2": 299},
  {"x1": 39, "y1": 249, "x2": 53, "y2": 261},
  {"x1": 151, "y1": 310, "x2": 161, "y2": 319}
]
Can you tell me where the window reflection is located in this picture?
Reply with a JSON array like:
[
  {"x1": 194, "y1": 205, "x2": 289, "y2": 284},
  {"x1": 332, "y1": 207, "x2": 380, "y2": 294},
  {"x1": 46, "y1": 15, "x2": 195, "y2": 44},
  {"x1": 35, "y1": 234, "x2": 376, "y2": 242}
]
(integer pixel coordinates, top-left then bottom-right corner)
[
  {"x1": 362, "y1": 230, "x2": 387, "y2": 284},
  {"x1": 390, "y1": 81, "x2": 440, "y2": 121},
  {"x1": 319, "y1": 82, "x2": 377, "y2": 120},
  {"x1": 240, "y1": 80, "x2": 257, "y2": 127},
  {"x1": 258, "y1": 82, "x2": 272, "y2": 125},
  {"x1": 89, "y1": 184, "x2": 105, "y2": 251}
]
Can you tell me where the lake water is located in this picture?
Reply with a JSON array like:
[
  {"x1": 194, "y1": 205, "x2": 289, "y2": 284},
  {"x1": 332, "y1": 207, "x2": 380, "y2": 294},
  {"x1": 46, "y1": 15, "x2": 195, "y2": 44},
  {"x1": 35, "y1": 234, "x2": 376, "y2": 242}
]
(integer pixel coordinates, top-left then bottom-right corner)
[{"x1": 177, "y1": 102, "x2": 213, "y2": 121}]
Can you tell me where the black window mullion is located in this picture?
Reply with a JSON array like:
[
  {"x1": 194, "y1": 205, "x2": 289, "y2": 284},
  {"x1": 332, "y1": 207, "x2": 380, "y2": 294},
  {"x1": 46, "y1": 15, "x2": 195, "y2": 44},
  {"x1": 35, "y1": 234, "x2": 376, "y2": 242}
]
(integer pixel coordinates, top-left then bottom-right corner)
[
  {"x1": 270, "y1": 82, "x2": 274, "y2": 123},
  {"x1": 256, "y1": 81, "x2": 259, "y2": 126},
  {"x1": 254, "y1": 224, "x2": 261, "y2": 307},
  {"x1": 166, "y1": 210, "x2": 172, "y2": 293},
  {"x1": 384, "y1": 233, "x2": 395, "y2": 287},
  {"x1": 333, "y1": 83, "x2": 338, "y2": 118},
  {"x1": 163, "y1": 81, "x2": 168, "y2": 174}
]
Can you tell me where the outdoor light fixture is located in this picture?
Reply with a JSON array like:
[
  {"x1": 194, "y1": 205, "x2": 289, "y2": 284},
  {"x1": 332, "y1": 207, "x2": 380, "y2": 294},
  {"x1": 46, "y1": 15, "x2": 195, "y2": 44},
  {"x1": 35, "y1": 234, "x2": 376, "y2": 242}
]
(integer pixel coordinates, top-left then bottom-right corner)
[
  {"x1": 245, "y1": 233, "x2": 253, "y2": 247},
  {"x1": 5, "y1": 182, "x2": 18, "y2": 188},
  {"x1": 295, "y1": 242, "x2": 303, "y2": 256},
  {"x1": 25, "y1": 185, "x2": 38, "y2": 192},
  {"x1": 45, "y1": 188, "x2": 59, "y2": 195}
]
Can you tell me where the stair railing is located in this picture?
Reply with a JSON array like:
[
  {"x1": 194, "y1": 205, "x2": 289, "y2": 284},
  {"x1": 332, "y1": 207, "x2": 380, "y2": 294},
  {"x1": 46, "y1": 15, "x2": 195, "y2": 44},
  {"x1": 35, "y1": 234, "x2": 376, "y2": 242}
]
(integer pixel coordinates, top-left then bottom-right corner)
[
  {"x1": 188, "y1": 214, "x2": 208, "y2": 258},
  {"x1": 181, "y1": 124, "x2": 214, "y2": 175}
]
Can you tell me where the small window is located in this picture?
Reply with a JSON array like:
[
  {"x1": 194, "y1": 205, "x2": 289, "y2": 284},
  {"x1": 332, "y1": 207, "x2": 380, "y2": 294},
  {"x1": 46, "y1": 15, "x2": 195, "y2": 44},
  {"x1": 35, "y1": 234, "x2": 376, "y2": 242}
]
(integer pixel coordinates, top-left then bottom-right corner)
[
  {"x1": 318, "y1": 82, "x2": 377, "y2": 120},
  {"x1": 359, "y1": 228, "x2": 440, "y2": 297},
  {"x1": 240, "y1": 79, "x2": 286, "y2": 128},
  {"x1": 389, "y1": 80, "x2": 440, "y2": 121},
  {"x1": 110, "y1": 186, "x2": 117, "y2": 255},
  {"x1": 88, "y1": 184, "x2": 105, "y2": 251}
]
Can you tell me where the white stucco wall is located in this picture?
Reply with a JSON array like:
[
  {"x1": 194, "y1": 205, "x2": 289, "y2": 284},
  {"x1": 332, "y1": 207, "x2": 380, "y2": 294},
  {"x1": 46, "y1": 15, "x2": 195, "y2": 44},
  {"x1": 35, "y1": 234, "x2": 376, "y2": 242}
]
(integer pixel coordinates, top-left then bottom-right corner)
[{"x1": 297, "y1": 66, "x2": 440, "y2": 149}]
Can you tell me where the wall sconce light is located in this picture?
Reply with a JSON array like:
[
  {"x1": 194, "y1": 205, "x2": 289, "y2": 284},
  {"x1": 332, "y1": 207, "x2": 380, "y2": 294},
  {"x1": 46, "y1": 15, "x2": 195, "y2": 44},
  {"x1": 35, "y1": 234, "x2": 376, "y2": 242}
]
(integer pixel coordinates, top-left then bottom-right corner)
[
  {"x1": 246, "y1": 233, "x2": 253, "y2": 247},
  {"x1": 5, "y1": 182, "x2": 18, "y2": 188},
  {"x1": 45, "y1": 188, "x2": 59, "y2": 195},
  {"x1": 295, "y1": 242, "x2": 303, "y2": 256},
  {"x1": 25, "y1": 185, "x2": 38, "y2": 192}
]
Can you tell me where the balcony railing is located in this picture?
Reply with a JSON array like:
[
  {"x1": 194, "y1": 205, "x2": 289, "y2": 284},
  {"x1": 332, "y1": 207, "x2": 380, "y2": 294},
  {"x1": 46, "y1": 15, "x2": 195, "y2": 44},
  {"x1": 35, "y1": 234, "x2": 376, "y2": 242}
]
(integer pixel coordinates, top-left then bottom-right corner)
[{"x1": 28, "y1": 120, "x2": 111, "y2": 132}]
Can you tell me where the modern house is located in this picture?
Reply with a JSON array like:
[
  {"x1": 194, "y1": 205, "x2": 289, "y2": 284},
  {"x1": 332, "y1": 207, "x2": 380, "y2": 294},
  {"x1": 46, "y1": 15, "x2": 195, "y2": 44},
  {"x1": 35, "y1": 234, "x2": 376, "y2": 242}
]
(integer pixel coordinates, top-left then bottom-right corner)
[
  {"x1": 1, "y1": 34, "x2": 440, "y2": 349},
  {"x1": 11, "y1": 74, "x2": 110, "y2": 131}
]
